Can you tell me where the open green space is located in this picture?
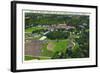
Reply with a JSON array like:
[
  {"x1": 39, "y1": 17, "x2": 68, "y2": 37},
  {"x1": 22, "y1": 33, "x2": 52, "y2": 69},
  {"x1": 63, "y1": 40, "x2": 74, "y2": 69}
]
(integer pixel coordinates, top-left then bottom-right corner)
[
  {"x1": 25, "y1": 55, "x2": 51, "y2": 60},
  {"x1": 25, "y1": 27, "x2": 46, "y2": 33},
  {"x1": 25, "y1": 55, "x2": 36, "y2": 61},
  {"x1": 53, "y1": 40, "x2": 67, "y2": 52}
]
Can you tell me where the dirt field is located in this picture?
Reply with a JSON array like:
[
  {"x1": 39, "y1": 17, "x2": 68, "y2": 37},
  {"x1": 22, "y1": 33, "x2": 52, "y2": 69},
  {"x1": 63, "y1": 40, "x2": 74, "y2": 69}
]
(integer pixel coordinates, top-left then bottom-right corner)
[{"x1": 25, "y1": 40, "x2": 44, "y2": 57}]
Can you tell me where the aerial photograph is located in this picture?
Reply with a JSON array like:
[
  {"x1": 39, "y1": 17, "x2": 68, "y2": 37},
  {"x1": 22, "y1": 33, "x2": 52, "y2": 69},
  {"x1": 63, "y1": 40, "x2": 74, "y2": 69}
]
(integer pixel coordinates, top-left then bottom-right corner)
[{"x1": 24, "y1": 11, "x2": 89, "y2": 61}]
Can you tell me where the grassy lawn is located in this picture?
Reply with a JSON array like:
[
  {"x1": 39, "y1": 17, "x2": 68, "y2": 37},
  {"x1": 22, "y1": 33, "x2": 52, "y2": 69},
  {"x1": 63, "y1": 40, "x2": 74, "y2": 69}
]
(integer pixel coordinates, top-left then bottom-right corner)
[
  {"x1": 25, "y1": 55, "x2": 51, "y2": 61},
  {"x1": 41, "y1": 40, "x2": 68, "y2": 58},
  {"x1": 52, "y1": 40, "x2": 67, "y2": 52},
  {"x1": 25, "y1": 55, "x2": 36, "y2": 61},
  {"x1": 41, "y1": 42, "x2": 53, "y2": 57},
  {"x1": 38, "y1": 56, "x2": 51, "y2": 60},
  {"x1": 25, "y1": 27, "x2": 46, "y2": 33}
]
